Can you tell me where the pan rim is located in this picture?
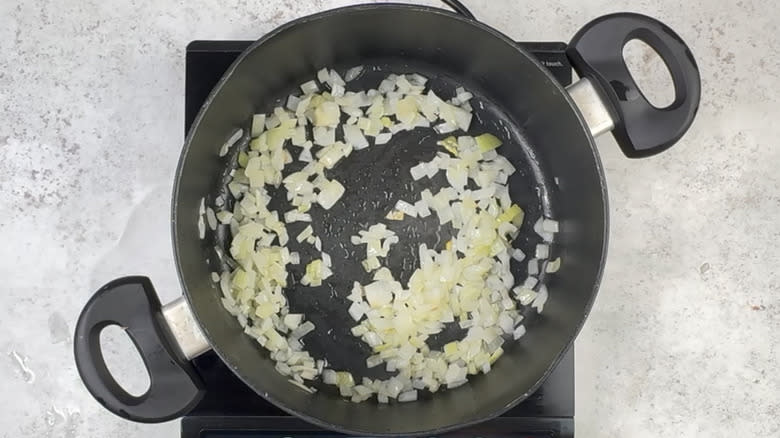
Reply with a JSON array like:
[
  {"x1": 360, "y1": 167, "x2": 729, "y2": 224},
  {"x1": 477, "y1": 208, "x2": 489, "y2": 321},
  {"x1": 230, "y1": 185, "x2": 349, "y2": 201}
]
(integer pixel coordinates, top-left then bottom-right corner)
[{"x1": 172, "y1": 3, "x2": 609, "y2": 436}]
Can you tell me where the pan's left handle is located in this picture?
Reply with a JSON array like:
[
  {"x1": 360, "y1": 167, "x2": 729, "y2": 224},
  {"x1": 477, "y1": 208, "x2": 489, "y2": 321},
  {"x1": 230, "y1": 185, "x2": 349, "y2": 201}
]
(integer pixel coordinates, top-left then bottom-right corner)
[{"x1": 74, "y1": 276, "x2": 205, "y2": 423}]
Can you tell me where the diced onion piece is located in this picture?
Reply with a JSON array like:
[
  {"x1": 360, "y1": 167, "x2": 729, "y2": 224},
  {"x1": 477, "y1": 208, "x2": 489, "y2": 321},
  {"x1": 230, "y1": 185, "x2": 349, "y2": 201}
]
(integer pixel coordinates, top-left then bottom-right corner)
[
  {"x1": 366, "y1": 355, "x2": 383, "y2": 368},
  {"x1": 532, "y1": 285, "x2": 549, "y2": 312},
  {"x1": 535, "y1": 244, "x2": 550, "y2": 259},
  {"x1": 297, "y1": 225, "x2": 314, "y2": 243},
  {"x1": 349, "y1": 301, "x2": 367, "y2": 321},
  {"x1": 323, "y1": 369, "x2": 339, "y2": 385},
  {"x1": 330, "y1": 70, "x2": 346, "y2": 86},
  {"x1": 437, "y1": 136, "x2": 459, "y2": 156},
  {"x1": 284, "y1": 314, "x2": 303, "y2": 330},
  {"x1": 314, "y1": 102, "x2": 341, "y2": 127},
  {"x1": 534, "y1": 216, "x2": 554, "y2": 241},
  {"x1": 205, "y1": 207, "x2": 217, "y2": 230},
  {"x1": 251, "y1": 115, "x2": 266, "y2": 137},
  {"x1": 300, "y1": 80, "x2": 319, "y2": 95},
  {"x1": 345, "y1": 66, "x2": 364, "y2": 82},
  {"x1": 514, "y1": 287, "x2": 537, "y2": 306},
  {"x1": 410, "y1": 163, "x2": 428, "y2": 180},
  {"x1": 527, "y1": 259, "x2": 539, "y2": 275},
  {"x1": 439, "y1": 102, "x2": 472, "y2": 131},
  {"x1": 398, "y1": 390, "x2": 418, "y2": 402},
  {"x1": 362, "y1": 256, "x2": 381, "y2": 272},
  {"x1": 546, "y1": 257, "x2": 561, "y2": 273},
  {"x1": 318, "y1": 180, "x2": 345, "y2": 210},
  {"x1": 375, "y1": 132, "x2": 392, "y2": 145},
  {"x1": 475, "y1": 133, "x2": 502, "y2": 152},
  {"x1": 542, "y1": 218, "x2": 560, "y2": 233},
  {"x1": 284, "y1": 210, "x2": 312, "y2": 223},
  {"x1": 343, "y1": 124, "x2": 369, "y2": 150},
  {"x1": 197, "y1": 215, "x2": 205, "y2": 239},
  {"x1": 394, "y1": 200, "x2": 417, "y2": 217},
  {"x1": 331, "y1": 83, "x2": 345, "y2": 98},
  {"x1": 385, "y1": 210, "x2": 404, "y2": 221},
  {"x1": 220, "y1": 129, "x2": 243, "y2": 157},
  {"x1": 313, "y1": 126, "x2": 336, "y2": 146},
  {"x1": 364, "y1": 281, "x2": 394, "y2": 307},
  {"x1": 513, "y1": 324, "x2": 527, "y2": 340},
  {"x1": 414, "y1": 199, "x2": 431, "y2": 218},
  {"x1": 317, "y1": 68, "x2": 330, "y2": 84}
]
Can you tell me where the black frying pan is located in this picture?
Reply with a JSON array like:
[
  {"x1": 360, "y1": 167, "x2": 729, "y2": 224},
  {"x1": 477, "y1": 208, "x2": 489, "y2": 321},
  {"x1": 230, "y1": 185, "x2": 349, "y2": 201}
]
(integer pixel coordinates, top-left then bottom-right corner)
[{"x1": 74, "y1": 2, "x2": 700, "y2": 436}]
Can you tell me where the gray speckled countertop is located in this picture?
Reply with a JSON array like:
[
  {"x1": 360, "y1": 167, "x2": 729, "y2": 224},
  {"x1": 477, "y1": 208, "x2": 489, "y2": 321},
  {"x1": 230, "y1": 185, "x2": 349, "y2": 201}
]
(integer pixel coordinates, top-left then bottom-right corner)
[{"x1": 1, "y1": 0, "x2": 778, "y2": 437}]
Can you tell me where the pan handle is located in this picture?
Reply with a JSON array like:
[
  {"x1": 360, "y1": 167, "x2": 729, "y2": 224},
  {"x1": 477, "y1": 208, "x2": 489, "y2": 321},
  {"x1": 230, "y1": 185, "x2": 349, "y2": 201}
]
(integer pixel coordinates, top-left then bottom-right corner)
[
  {"x1": 74, "y1": 276, "x2": 204, "y2": 423},
  {"x1": 567, "y1": 13, "x2": 701, "y2": 158},
  {"x1": 438, "y1": 0, "x2": 475, "y2": 19}
]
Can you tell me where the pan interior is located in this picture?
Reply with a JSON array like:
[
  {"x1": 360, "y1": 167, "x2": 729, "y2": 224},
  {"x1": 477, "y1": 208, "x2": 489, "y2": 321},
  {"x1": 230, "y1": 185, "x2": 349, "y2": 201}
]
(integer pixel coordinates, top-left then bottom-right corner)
[
  {"x1": 173, "y1": 5, "x2": 606, "y2": 435},
  {"x1": 210, "y1": 58, "x2": 553, "y2": 380}
]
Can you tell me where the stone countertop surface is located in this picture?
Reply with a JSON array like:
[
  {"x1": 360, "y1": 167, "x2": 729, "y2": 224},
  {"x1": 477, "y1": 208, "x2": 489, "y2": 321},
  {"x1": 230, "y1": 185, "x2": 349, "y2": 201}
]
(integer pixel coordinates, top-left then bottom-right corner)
[{"x1": 1, "y1": 0, "x2": 778, "y2": 437}]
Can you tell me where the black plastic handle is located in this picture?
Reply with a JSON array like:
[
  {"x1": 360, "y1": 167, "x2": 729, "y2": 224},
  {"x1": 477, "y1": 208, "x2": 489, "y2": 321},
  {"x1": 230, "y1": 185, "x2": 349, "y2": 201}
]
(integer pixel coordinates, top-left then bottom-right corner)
[
  {"x1": 567, "y1": 13, "x2": 701, "y2": 158},
  {"x1": 74, "y1": 276, "x2": 204, "y2": 423},
  {"x1": 439, "y1": 0, "x2": 475, "y2": 19}
]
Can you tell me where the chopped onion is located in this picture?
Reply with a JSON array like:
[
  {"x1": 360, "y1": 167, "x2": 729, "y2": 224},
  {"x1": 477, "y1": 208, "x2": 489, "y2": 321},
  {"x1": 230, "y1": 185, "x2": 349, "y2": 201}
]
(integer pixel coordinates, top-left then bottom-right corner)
[
  {"x1": 414, "y1": 199, "x2": 431, "y2": 218},
  {"x1": 409, "y1": 163, "x2": 427, "y2": 180},
  {"x1": 206, "y1": 207, "x2": 217, "y2": 230},
  {"x1": 343, "y1": 124, "x2": 369, "y2": 150},
  {"x1": 385, "y1": 210, "x2": 405, "y2": 221},
  {"x1": 345, "y1": 66, "x2": 364, "y2": 82},
  {"x1": 513, "y1": 324, "x2": 527, "y2": 340},
  {"x1": 398, "y1": 390, "x2": 418, "y2": 402},
  {"x1": 300, "y1": 80, "x2": 319, "y2": 95},
  {"x1": 349, "y1": 301, "x2": 367, "y2": 321},
  {"x1": 366, "y1": 354, "x2": 383, "y2": 368},
  {"x1": 542, "y1": 218, "x2": 559, "y2": 233},
  {"x1": 207, "y1": 69, "x2": 549, "y2": 403},
  {"x1": 318, "y1": 179, "x2": 345, "y2": 210},
  {"x1": 316, "y1": 68, "x2": 330, "y2": 84},
  {"x1": 527, "y1": 259, "x2": 539, "y2": 275},
  {"x1": 532, "y1": 285, "x2": 548, "y2": 312},
  {"x1": 197, "y1": 214, "x2": 205, "y2": 239},
  {"x1": 331, "y1": 83, "x2": 345, "y2": 98},
  {"x1": 297, "y1": 225, "x2": 314, "y2": 243},
  {"x1": 534, "y1": 217, "x2": 554, "y2": 241},
  {"x1": 546, "y1": 257, "x2": 561, "y2": 273},
  {"x1": 313, "y1": 126, "x2": 336, "y2": 146},
  {"x1": 284, "y1": 314, "x2": 303, "y2": 330},
  {"x1": 394, "y1": 200, "x2": 417, "y2": 217},
  {"x1": 375, "y1": 132, "x2": 392, "y2": 145},
  {"x1": 314, "y1": 102, "x2": 341, "y2": 127},
  {"x1": 514, "y1": 287, "x2": 537, "y2": 306},
  {"x1": 322, "y1": 369, "x2": 338, "y2": 385},
  {"x1": 220, "y1": 129, "x2": 243, "y2": 157},
  {"x1": 251, "y1": 115, "x2": 266, "y2": 137},
  {"x1": 284, "y1": 210, "x2": 311, "y2": 223}
]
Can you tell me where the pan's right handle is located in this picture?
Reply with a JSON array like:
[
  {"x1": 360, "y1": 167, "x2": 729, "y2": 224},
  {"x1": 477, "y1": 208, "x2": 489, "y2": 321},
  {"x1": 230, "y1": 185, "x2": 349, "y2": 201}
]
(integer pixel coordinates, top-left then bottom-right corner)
[
  {"x1": 438, "y1": 0, "x2": 475, "y2": 19},
  {"x1": 74, "y1": 276, "x2": 204, "y2": 423},
  {"x1": 567, "y1": 13, "x2": 701, "y2": 158}
]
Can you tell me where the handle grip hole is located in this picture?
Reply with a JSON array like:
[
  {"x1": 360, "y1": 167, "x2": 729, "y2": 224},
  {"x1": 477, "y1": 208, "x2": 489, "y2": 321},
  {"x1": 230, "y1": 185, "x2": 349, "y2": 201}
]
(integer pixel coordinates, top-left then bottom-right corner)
[
  {"x1": 623, "y1": 39, "x2": 676, "y2": 108},
  {"x1": 100, "y1": 325, "x2": 151, "y2": 397}
]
